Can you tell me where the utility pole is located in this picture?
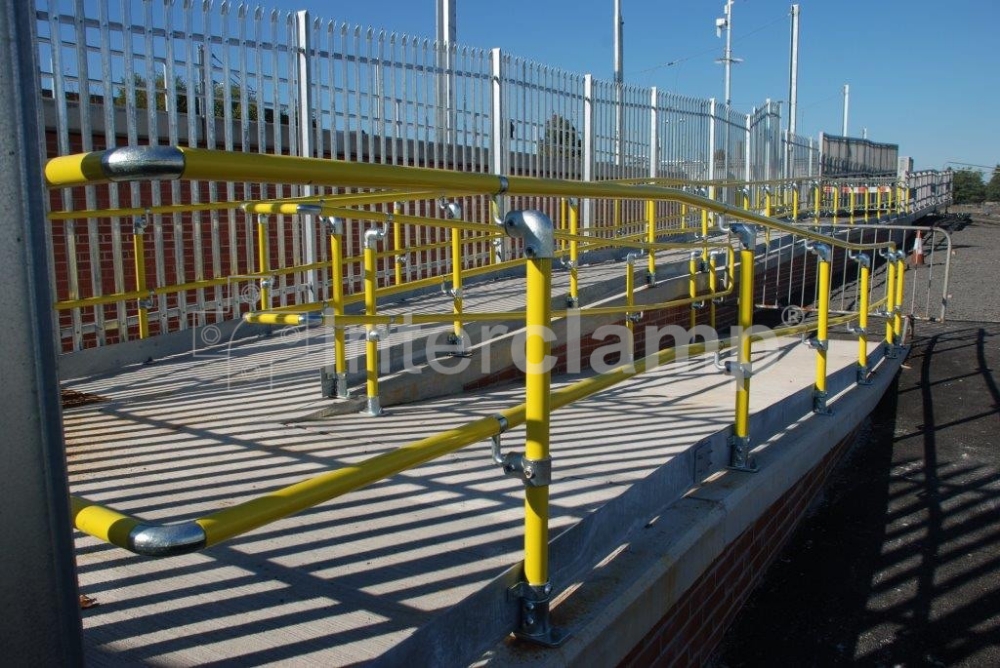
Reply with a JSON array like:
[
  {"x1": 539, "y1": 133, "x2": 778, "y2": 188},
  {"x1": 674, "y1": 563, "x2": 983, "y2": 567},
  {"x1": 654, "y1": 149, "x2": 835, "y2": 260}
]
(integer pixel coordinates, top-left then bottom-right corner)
[
  {"x1": 435, "y1": 0, "x2": 456, "y2": 147},
  {"x1": 842, "y1": 83, "x2": 850, "y2": 136},
  {"x1": 715, "y1": 0, "x2": 742, "y2": 107},
  {"x1": 613, "y1": 0, "x2": 624, "y2": 166},
  {"x1": 786, "y1": 4, "x2": 800, "y2": 178}
]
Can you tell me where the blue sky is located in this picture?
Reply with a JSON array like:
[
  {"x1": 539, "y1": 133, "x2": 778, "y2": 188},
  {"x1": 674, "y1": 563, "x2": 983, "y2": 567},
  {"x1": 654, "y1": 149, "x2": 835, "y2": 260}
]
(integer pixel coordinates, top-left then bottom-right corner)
[{"x1": 279, "y1": 1, "x2": 996, "y2": 172}]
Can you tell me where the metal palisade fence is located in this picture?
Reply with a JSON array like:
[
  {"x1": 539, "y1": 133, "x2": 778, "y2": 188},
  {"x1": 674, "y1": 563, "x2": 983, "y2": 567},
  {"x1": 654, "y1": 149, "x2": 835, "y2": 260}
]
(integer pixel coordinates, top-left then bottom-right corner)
[{"x1": 37, "y1": 0, "x2": 897, "y2": 352}]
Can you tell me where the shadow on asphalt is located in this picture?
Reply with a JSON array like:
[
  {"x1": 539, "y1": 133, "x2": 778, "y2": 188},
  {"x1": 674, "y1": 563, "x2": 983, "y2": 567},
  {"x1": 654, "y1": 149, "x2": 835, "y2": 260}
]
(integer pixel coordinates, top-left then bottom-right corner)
[{"x1": 714, "y1": 322, "x2": 1000, "y2": 667}]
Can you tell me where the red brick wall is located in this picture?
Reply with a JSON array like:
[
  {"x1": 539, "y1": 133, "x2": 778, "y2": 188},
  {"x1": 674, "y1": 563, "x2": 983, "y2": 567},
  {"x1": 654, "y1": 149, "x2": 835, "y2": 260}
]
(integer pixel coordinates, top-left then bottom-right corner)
[{"x1": 619, "y1": 427, "x2": 857, "y2": 667}]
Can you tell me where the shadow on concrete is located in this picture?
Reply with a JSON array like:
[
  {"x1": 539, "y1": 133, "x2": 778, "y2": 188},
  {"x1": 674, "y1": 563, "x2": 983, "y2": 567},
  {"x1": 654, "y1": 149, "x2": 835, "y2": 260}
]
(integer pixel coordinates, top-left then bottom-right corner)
[{"x1": 714, "y1": 322, "x2": 1000, "y2": 667}]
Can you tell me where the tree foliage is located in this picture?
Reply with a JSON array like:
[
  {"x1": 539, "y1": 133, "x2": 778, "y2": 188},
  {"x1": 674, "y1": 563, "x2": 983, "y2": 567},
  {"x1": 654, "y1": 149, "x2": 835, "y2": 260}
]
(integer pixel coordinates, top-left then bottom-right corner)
[
  {"x1": 951, "y1": 168, "x2": 986, "y2": 204},
  {"x1": 113, "y1": 74, "x2": 260, "y2": 120},
  {"x1": 986, "y1": 165, "x2": 1000, "y2": 203},
  {"x1": 538, "y1": 114, "x2": 582, "y2": 161},
  {"x1": 113, "y1": 73, "x2": 188, "y2": 113}
]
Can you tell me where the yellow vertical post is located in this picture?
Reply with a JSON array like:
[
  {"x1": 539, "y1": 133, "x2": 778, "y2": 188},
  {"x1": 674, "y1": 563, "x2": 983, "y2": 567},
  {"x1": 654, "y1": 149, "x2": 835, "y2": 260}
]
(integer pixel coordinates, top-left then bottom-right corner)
[
  {"x1": 849, "y1": 185, "x2": 856, "y2": 224},
  {"x1": 524, "y1": 244, "x2": 552, "y2": 608},
  {"x1": 255, "y1": 214, "x2": 269, "y2": 310},
  {"x1": 568, "y1": 199, "x2": 580, "y2": 305},
  {"x1": 864, "y1": 185, "x2": 871, "y2": 223},
  {"x1": 362, "y1": 225, "x2": 387, "y2": 416},
  {"x1": 708, "y1": 248, "x2": 719, "y2": 330},
  {"x1": 646, "y1": 199, "x2": 656, "y2": 284},
  {"x1": 560, "y1": 197, "x2": 567, "y2": 250},
  {"x1": 876, "y1": 185, "x2": 884, "y2": 219},
  {"x1": 730, "y1": 224, "x2": 756, "y2": 471},
  {"x1": 833, "y1": 184, "x2": 840, "y2": 224},
  {"x1": 813, "y1": 182, "x2": 821, "y2": 222},
  {"x1": 809, "y1": 243, "x2": 833, "y2": 413},
  {"x1": 792, "y1": 184, "x2": 800, "y2": 220},
  {"x1": 702, "y1": 188, "x2": 714, "y2": 326},
  {"x1": 680, "y1": 202, "x2": 688, "y2": 230},
  {"x1": 764, "y1": 188, "x2": 772, "y2": 218},
  {"x1": 451, "y1": 227, "x2": 465, "y2": 352},
  {"x1": 887, "y1": 183, "x2": 894, "y2": 214},
  {"x1": 393, "y1": 209, "x2": 403, "y2": 286},
  {"x1": 625, "y1": 253, "x2": 637, "y2": 363},
  {"x1": 854, "y1": 253, "x2": 871, "y2": 384},
  {"x1": 502, "y1": 210, "x2": 561, "y2": 645},
  {"x1": 329, "y1": 218, "x2": 348, "y2": 398},
  {"x1": 688, "y1": 251, "x2": 700, "y2": 330},
  {"x1": 884, "y1": 251, "x2": 896, "y2": 348},
  {"x1": 133, "y1": 216, "x2": 150, "y2": 339},
  {"x1": 894, "y1": 252, "x2": 905, "y2": 344}
]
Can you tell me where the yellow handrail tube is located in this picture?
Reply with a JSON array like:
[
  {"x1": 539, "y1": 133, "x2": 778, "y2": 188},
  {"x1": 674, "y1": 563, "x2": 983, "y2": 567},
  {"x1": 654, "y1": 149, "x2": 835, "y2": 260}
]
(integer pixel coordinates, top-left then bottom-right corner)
[
  {"x1": 894, "y1": 255, "x2": 905, "y2": 344},
  {"x1": 568, "y1": 200, "x2": 579, "y2": 305},
  {"x1": 44, "y1": 147, "x2": 895, "y2": 254},
  {"x1": 625, "y1": 255, "x2": 636, "y2": 362},
  {"x1": 884, "y1": 257, "x2": 896, "y2": 346},
  {"x1": 858, "y1": 258, "x2": 871, "y2": 378},
  {"x1": 256, "y1": 215, "x2": 270, "y2": 309},
  {"x1": 523, "y1": 254, "x2": 552, "y2": 587},
  {"x1": 133, "y1": 224, "x2": 150, "y2": 339},
  {"x1": 731, "y1": 227, "x2": 756, "y2": 470},
  {"x1": 451, "y1": 227, "x2": 464, "y2": 347},
  {"x1": 646, "y1": 199, "x2": 656, "y2": 282},
  {"x1": 363, "y1": 232, "x2": 383, "y2": 415},
  {"x1": 688, "y1": 253, "x2": 699, "y2": 330},
  {"x1": 330, "y1": 222, "x2": 347, "y2": 397},
  {"x1": 814, "y1": 251, "x2": 831, "y2": 405}
]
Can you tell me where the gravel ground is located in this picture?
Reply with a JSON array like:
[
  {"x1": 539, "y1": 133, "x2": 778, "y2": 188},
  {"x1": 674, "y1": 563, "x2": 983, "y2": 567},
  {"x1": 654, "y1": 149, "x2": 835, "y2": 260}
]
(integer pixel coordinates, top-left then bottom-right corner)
[
  {"x1": 714, "y1": 207, "x2": 1000, "y2": 667},
  {"x1": 918, "y1": 207, "x2": 1000, "y2": 323}
]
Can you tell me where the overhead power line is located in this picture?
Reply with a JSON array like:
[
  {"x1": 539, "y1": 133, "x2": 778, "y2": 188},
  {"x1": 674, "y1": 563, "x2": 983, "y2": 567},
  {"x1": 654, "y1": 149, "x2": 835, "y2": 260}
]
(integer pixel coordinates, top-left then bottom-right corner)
[{"x1": 635, "y1": 13, "x2": 785, "y2": 75}]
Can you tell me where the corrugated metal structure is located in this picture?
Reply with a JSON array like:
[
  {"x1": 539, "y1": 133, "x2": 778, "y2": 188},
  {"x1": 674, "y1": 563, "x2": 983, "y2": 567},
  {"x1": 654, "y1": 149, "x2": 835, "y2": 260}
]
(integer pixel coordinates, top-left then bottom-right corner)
[{"x1": 820, "y1": 133, "x2": 899, "y2": 177}]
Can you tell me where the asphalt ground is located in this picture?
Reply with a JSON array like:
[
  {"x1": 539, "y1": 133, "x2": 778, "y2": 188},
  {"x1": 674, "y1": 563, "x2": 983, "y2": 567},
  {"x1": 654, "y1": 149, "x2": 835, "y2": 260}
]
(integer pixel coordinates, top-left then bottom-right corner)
[{"x1": 715, "y1": 209, "x2": 1000, "y2": 667}]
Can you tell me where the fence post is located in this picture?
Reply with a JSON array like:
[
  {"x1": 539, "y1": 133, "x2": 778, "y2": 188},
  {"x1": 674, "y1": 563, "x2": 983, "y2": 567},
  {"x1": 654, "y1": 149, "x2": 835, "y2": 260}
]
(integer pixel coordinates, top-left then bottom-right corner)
[
  {"x1": 0, "y1": 0, "x2": 83, "y2": 660},
  {"x1": 490, "y1": 47, "x2": 509, "y2": 263},
  {"x1": 744, "y1": 112, "x2": 752, "y2": 199},
  {"x1": 582, "y1": 74, "x2": 594, "y2": 230},
  {"x1": 647, "y1": 87, "x2": 658, "y2": 284},
  {"x1": 708, "y1": 99, "x2": 717, "y2": 183},
  {"x1": 295, "y1": 10, "x2": 318, "y2": 299}
]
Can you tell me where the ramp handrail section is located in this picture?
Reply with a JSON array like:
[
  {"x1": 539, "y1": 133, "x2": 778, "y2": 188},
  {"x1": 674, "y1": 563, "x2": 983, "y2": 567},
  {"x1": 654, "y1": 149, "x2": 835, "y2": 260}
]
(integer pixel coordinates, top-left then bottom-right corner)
[{"x1": 49, "y1": 146, "x2": 907, "y2": 646}]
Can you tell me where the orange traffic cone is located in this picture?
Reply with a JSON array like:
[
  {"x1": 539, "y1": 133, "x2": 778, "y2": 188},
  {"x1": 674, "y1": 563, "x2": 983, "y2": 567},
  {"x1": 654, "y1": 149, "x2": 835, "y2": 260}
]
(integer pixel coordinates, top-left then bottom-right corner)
[{"x1": 911, "y1": 231, "x2": 924, "y2": 267}]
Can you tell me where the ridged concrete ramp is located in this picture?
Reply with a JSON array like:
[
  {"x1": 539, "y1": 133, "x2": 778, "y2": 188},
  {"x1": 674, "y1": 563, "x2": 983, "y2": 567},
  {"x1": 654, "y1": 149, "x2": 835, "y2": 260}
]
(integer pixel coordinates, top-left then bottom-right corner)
[{"x1": 64, "y1": 313, "x2": 897, "y2": 665}]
